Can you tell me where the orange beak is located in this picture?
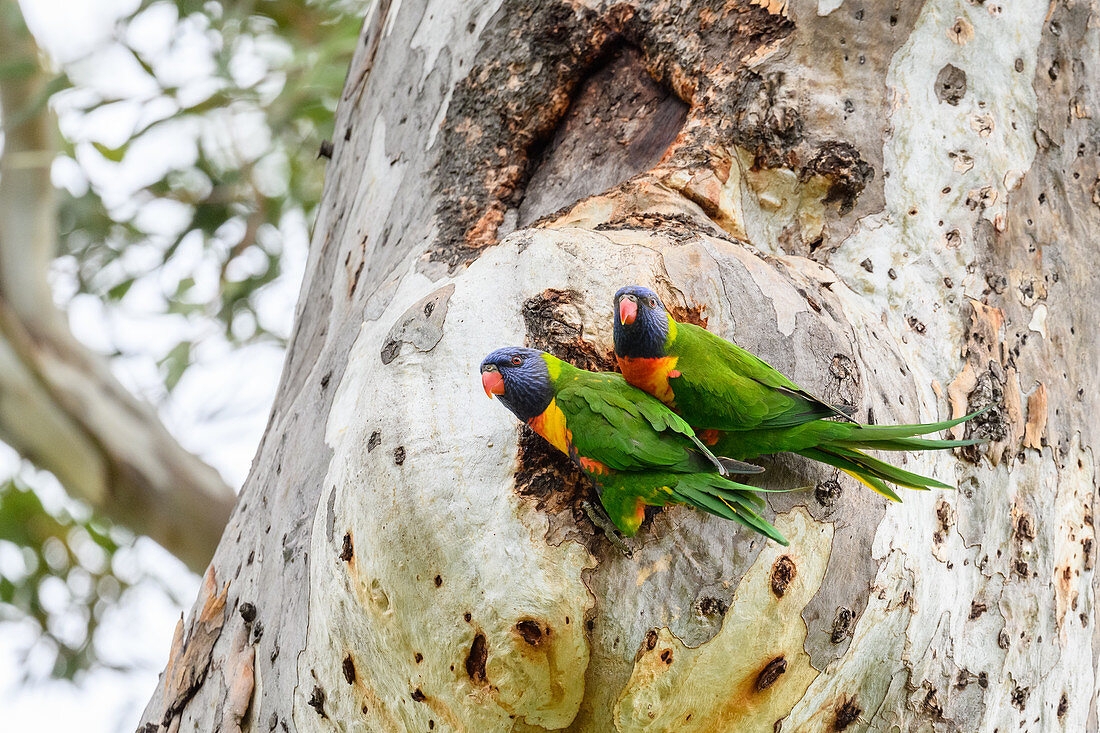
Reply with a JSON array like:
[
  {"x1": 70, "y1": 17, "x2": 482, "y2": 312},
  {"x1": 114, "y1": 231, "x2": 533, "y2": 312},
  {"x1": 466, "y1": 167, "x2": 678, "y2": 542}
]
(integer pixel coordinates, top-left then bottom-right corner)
[
  {"x1": 619, "y1": 298, "x2": 637, "y2": 326},
  {"x1": 482, "y1": 371, "x2": 505, "y2": 398}
]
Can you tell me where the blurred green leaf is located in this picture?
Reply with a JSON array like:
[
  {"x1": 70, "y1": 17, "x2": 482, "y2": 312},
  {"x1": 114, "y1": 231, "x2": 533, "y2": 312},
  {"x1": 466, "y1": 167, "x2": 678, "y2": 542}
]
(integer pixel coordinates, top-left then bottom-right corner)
[
  {"x1": 91, "y1": 141, "x2": 129, "y2": 163},
  {"x1": 159, "y1": 340, "x2": 193, "y2": 392},
  {"x1": 0, "y1": 478, "x2": 132, "y2": 682},
  {"x1": 105, "y1": 278, "x2": 135, "y2": 300}
]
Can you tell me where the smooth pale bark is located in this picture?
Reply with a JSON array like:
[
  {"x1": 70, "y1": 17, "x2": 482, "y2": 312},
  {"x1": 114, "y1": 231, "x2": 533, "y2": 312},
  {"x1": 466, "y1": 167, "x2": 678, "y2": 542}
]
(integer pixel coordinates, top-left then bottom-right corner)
[
  {"x1": 0, "y1": 6, "x2": 234, "y2": 572},
  {"x1": 140, "y1": 1, "x2": 1099, "y2": 731}
]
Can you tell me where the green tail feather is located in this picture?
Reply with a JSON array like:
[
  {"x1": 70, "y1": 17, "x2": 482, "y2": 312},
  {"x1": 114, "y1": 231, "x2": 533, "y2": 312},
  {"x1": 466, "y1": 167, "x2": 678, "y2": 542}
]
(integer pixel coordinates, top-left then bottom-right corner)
[
  {"x1": 797, "y1": 406, "x2": 989, "y2": 498},
  {"x1": 670, "y1": 474, "x2": 789, "y2": 545},
  {"x1": 826, "y1": 446, "x2": 953, "y2": 490},
  {"x1": 797, "y1": 447, "x2": 903, "y2": 501},
  {"x1": 838, "y1": 405, "x2": 991, "y2": 443},
  {"x1": 838, "y1": 436, "x2": 983, "y2": 452}
]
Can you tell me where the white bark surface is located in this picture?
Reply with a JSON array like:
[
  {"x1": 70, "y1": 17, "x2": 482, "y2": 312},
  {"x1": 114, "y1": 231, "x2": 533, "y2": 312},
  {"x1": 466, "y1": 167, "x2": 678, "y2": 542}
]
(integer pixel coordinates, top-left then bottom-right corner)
[{"x1": 140, "y1": 0, "x2": 1100, "y2": 730}]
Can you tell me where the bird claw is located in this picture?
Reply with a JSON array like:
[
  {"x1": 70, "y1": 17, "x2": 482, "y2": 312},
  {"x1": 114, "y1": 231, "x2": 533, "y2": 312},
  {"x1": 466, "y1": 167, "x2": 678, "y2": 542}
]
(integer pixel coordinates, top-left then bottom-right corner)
[{"x1": 582, "y1": 500, "x2": 633, "y2": 557}]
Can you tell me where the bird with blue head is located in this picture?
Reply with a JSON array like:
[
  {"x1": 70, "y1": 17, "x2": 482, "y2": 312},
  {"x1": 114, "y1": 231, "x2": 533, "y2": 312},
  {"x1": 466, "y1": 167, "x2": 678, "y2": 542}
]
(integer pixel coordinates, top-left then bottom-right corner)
[
  {"x1": 479, "y1": 345, "x2": 786, "y2": 545},
  {"x1": 611, "y1": 284, "x2": 990, "y2": 500}
]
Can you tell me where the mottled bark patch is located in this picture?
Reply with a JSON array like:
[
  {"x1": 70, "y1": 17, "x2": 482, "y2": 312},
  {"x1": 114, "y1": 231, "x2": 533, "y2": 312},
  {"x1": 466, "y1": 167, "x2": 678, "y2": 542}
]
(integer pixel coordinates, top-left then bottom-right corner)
[
  {"x1": 934, "y1": 64, "x2": 967, "y2": 105},
  {"x1": 379, "y1": 285, "x2": 455, "y2": 365},
  {"x1": 801, "y1": 142, "x2": 875, "y2": 216}
]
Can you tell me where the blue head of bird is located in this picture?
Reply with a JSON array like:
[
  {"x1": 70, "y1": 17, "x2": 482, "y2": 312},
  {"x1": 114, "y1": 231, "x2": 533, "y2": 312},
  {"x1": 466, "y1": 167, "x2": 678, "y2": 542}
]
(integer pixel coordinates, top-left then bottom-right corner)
[
  {"x1": 613, "y1": 285, "x2": 670, "y2": 359},
  {"x1": 480, "y1": 346, "x2": 553, "y2": 421}
]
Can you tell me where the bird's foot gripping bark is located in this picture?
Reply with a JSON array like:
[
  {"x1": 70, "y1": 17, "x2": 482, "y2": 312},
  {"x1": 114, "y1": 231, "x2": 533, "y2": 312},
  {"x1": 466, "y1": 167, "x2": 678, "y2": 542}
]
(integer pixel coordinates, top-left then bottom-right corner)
[{"x1": 583, "y1": 500, "x2": 633, "y2": 556}]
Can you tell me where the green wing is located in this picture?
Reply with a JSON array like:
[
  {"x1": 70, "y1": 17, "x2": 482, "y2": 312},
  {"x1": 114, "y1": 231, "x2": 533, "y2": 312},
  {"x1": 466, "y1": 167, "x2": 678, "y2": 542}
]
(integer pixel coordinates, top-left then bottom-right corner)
[
  {"x1": 555, "y1": 373, "x2": 722, "y2": 474},
  {"x1": 671, "y1": 322, "x2": 852, "y2": 429}
]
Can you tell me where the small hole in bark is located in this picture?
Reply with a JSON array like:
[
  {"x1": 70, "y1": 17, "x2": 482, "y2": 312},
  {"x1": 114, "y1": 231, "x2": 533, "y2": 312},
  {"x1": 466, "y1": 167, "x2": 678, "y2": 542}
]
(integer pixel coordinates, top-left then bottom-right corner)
[
  {"x1": 239, "y1": 602, "x2": 257, "y2": 624},
  {"x1": 831, "y1": 607, "x2": 853, "y2": 643},
  {"x1": 340, "y1": 533, "x2": 353, "y2": 562},
  {"x1": 414, "y1": 652, "x2": 423, "y2": 663},
  {"x1": 464, "y1": 612, "x2": 472, "y2": 622},
  {"x1": 466, "y1": 633, "x2": 488, "y2": 682},
  {"x1": 342, "y1": 655, "x2": 356, "y2": 684},
  {"x1": 659, "y1": 649, "x2": 673, "y2": 664},
  {"x1": 696, "y1": 596, "x2": 728, "y2": 618},
  {"x1": 1014, "y1": 513, "x2": 1036, "y2": 541},
  {"x1": 308, "y1": 686, "x2": 327, "y2": 719},
  {"x1": 644, "y1": 629, "x2": 658, "y2": 651},
  {"x1": 516, "y1": 620, "x2": 543, "y2": 646},
  {"x1": 320, "y1": 370, "x2": 332, "y2": 390},
  {"x1": 754, "y1": 656, "x2": 787, "y2": 691},
  {"x1": 834, "y1": 697, "x2": 861, "y2": 730},
  {"x1": 367, "y1": 431, "x2": 382, "y2": 452},
  {"x1": 412, "y1": 688, "x2": 426, "y2": 702},
  {"x1": 1058, "y1": 692, "x2": 1069, "y2": 717},
  {"x1": 434, "y1": 575, "x2": 442, "y2": 587},
  {"x1": 394, "y1": 446, "x2": 406, "y2": 465},
  {"x1": 771, "y1": 556, "x2": 796, "y2": 598},
  {"x1": 815, "y1": 480, "x2": 842, "y2": 508}
]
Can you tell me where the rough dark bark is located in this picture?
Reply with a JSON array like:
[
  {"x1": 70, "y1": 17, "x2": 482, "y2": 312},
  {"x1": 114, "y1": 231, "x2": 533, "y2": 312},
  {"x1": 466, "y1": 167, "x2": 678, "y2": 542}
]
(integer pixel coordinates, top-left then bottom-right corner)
[{"x1": 140, "y1": 1, "x2": 1100, "y2": 730}]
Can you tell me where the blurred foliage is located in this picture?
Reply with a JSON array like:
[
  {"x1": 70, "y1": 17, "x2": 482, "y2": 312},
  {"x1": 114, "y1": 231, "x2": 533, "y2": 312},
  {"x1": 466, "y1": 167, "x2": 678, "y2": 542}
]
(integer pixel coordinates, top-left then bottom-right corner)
[
  {"x1": 0, "y1": 479, "x2": 135, "y2": 680},
  {"x1": 55, "y1": 0, "x2": 360, "y2": 379},
  {"x1": 0, "y1": 0, "x2": 361, "y2": 682}
]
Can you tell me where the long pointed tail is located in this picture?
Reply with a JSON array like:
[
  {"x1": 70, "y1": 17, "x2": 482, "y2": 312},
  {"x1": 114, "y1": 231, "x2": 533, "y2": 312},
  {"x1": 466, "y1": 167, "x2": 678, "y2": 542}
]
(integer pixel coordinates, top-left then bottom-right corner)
[
  {"x1": 798, "y1": 444, "x2": 955, "y2": 499},
  {"x1": 668, "y1": 474, "x2": 789, "y2": 545},
  {"x1": 830, "y1": 405, "x2": 992, "y2": 451}
]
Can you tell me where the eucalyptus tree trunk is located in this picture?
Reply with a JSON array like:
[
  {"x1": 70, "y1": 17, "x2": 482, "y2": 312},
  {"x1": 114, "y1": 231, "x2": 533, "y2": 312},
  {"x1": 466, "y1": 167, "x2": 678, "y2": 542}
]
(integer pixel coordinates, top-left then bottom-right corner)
[{"x1": 139, "y1": 1, "x2": 1099, "y2": 731}]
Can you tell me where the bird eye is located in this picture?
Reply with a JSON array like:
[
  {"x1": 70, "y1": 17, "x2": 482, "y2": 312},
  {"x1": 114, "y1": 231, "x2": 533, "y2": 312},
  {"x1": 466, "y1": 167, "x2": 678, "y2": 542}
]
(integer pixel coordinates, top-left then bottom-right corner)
[
  {"x1": 648, "y1": 298, "x2": 658, "y2": 308},
  {"x1": 511, "y1": 356, "x2": 523, "y2": 366}
]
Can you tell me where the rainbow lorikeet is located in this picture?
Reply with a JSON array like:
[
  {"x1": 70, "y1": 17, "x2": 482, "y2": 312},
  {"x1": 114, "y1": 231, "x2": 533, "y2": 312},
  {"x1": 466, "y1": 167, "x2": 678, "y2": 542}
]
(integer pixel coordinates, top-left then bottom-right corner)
[
  {"x1": 480, "y1": 347, "x2": 788, "y2": 544},
  {"x1": 612, "y1": 286, "x2": 987, "y2": 501}
]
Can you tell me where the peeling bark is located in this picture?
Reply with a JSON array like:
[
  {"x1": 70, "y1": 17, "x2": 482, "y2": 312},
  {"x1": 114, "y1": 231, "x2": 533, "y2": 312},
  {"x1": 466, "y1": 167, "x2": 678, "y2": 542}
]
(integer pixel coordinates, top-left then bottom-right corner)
[{"x1": 141, "y1": 1, "x2": 1100, "y2": 731}]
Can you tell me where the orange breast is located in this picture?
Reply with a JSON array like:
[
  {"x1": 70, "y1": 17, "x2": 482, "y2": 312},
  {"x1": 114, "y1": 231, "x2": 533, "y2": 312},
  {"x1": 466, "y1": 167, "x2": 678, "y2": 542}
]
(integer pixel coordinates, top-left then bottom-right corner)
[
  {"x1": 617, "y1": 355, "x2": 680, "y2": 405},
  {"x1": 526, "y1": 399, "x2": 573, "y2": 457}
]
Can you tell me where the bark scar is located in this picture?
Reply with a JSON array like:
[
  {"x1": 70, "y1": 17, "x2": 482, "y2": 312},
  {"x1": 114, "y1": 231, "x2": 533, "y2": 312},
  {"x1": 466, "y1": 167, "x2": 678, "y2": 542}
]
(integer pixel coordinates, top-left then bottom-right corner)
[{"x1": 380, "y1": 284, "x2": 456, "y2": 365}]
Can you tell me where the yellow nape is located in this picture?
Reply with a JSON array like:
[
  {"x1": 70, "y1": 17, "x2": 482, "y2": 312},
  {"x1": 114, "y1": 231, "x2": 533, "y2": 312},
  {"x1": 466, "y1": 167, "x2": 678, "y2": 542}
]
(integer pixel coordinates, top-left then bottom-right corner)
[
  {"x1": 667, "y1": 317, "x2": 678, "y2": 340},
  {"x1": 541, "y1": 352, "x2": 563, "y2": 381}
]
